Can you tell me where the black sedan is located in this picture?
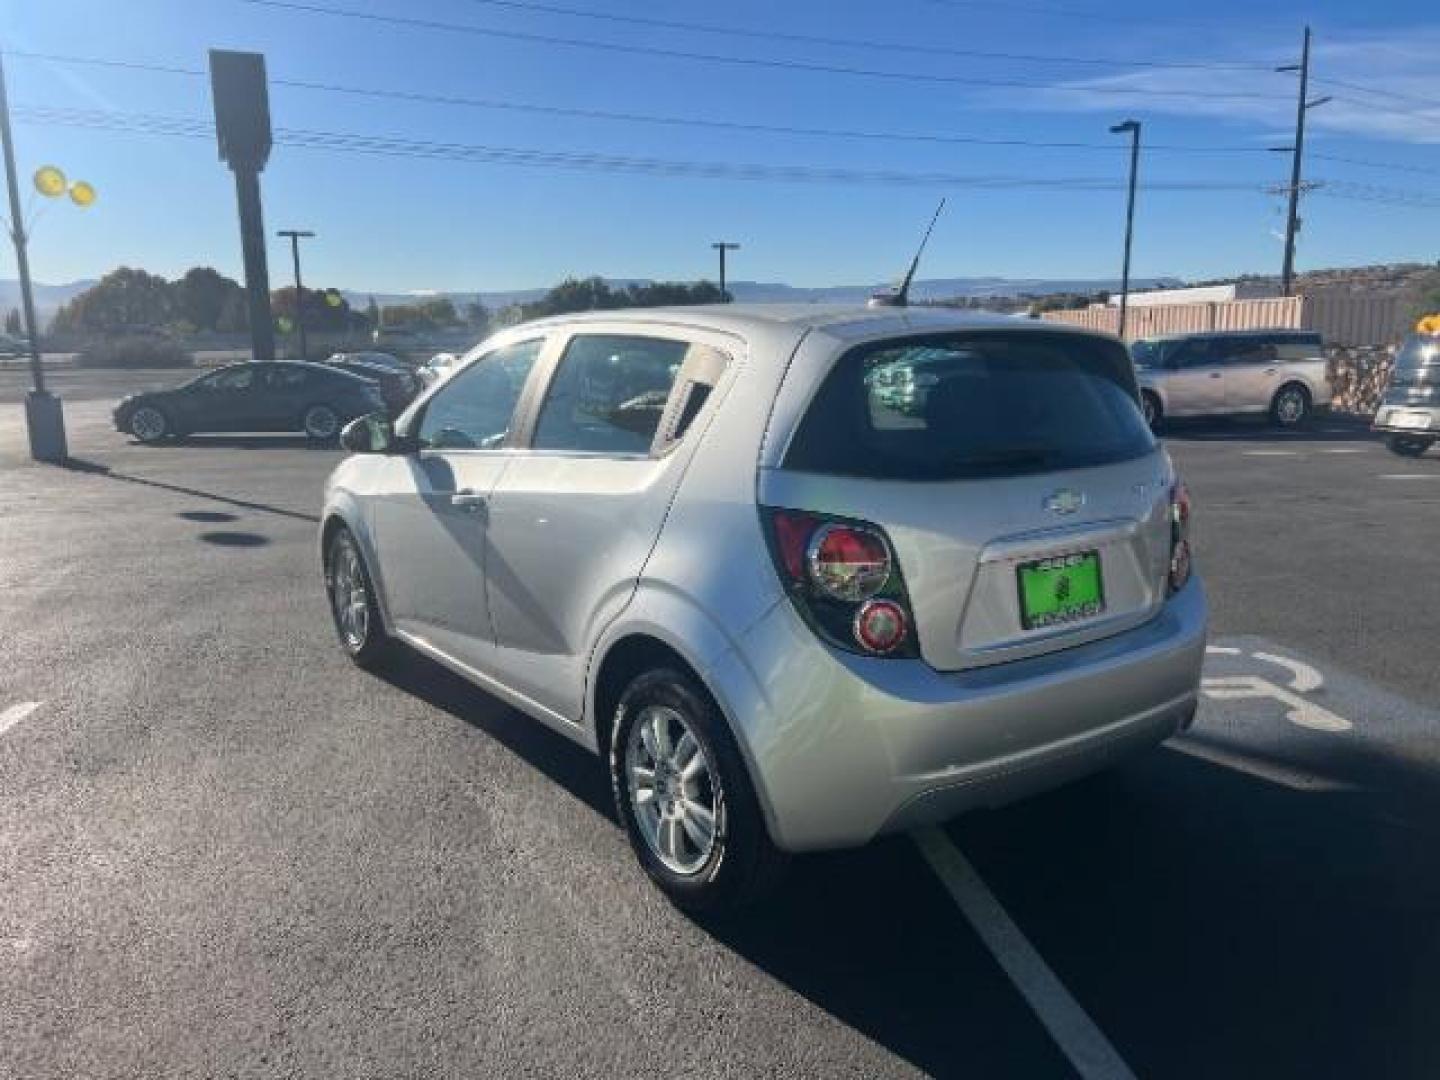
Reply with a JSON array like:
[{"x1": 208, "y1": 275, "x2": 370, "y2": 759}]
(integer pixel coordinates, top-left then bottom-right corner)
[
  {"x1": 113, "y1": 362, "x2": 385, "y2": 443},
  {"x1": 321, "y1": 354, "x2": 420, "y2": 415}
]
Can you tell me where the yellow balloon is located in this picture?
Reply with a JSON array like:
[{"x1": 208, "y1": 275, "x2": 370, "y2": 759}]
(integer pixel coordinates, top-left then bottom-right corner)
[
  {"x1": 34, "y1": 165, "x2": 67, "y2": 198},
  {"x1": 68, "y1": 180, "x2": 97, "y2": 207}
]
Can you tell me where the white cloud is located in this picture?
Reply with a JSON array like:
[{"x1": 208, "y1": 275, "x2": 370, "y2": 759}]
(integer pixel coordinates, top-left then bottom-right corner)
[{"x1": 1007, "y1": 27, "x2": 1440, "y2": 146}]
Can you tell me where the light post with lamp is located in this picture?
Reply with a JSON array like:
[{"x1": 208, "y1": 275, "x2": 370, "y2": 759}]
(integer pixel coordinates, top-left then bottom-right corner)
[{"x1": 0, "y1": 53, "x2": 96, "y2": 462}]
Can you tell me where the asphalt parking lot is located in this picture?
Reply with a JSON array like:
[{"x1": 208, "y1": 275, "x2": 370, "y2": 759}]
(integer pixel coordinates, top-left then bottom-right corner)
[{"x1": 3, "y1": 371, "x2": 1439, "y2": 1078}]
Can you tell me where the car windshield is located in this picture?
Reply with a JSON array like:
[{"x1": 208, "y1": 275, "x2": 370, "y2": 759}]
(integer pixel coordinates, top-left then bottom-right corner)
[
  {"x1": 1395, "y1": 335, "x2": 1440, "y2": 371},
  {"x1": 785, "y1": 332, "x2": 1155, "y2": 479}
]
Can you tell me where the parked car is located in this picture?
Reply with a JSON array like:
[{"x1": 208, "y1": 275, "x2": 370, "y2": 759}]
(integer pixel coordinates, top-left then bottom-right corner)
[
  {"x1": 0, "y1": 332, "x2": 25, "y2": 357},
  {"x1": 1130, "y1": 329, "x2": 1332, "y2": 428},
  {"x1": 1373, "y1": 326, "x2": 1440, "y2": 457},
  {"x1": 320, "y1": 307, "x2": 1206, "y2": 909},
  {"x1": 322, "y1": 353, "x2": 420, "y2": 415},
  {"x1": 328, "y1": 350, "x2": 414, "y2": 373},
  {"x1": 114, "y1": 361, "x2": 383, "y2": 443}
]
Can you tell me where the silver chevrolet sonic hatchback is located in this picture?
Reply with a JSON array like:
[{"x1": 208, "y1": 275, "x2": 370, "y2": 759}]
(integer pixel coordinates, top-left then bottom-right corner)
[{"x1": 321, "y1": 305, "x2": 1207, "y2": 909}]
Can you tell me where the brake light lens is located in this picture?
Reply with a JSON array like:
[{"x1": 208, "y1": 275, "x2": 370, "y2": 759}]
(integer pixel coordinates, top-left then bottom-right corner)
[
  {"x1": 763, "y1": 508, "x2": 917, "y2": 657},
  {"x1": 807, "y1": 523, "x2": 891, "y2": 601},
  {"x1": 1168, "y1": 480, "x2": 1192, "y2": 594}
]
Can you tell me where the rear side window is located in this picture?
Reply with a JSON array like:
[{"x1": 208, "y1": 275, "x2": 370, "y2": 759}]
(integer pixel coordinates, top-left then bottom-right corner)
[
  {"x1": 533, "y1": 334, "x2": 688, "y2": 455},
  {"x1": 783, "y1": 332, "x2": 1154, "y2": 480},
  {"x1": 266, "y1": 366, "x2": 309, "y2": 389},
  {"x1": 1273, "y1": 335, "x2": 1323, "y2": 362}
]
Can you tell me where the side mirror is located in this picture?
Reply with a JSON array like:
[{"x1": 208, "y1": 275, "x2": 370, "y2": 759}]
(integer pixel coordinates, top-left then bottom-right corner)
[{"x1": 340, "y1": 412, "x2": 395, "y2": 454}]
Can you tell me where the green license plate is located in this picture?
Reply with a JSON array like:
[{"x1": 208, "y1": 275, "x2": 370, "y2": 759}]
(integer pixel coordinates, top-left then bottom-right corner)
[{"x1": 1017, "y1": 551, "x2": 1105, "y2": 630}]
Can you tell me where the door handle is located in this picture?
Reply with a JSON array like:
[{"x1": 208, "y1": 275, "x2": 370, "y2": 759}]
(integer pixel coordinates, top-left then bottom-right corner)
[
  {"x1": 1209, "y1": 372, "x2": 1222, "y2": 379},
  {"x1": 451, "y1": 490, "x2": 487, "y2": 512},
  {"x1": 1264, "y1": 368, "x2": 1277, "y2": 375}
]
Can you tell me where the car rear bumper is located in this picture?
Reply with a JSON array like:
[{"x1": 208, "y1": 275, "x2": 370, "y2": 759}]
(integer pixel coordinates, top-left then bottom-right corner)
[
  {"x1": 1373, "y1": 404, "x2": 1438, "y2": 434},
  {"x1": 710, "y1": 577, "x2": 1206, "y2": 852}
]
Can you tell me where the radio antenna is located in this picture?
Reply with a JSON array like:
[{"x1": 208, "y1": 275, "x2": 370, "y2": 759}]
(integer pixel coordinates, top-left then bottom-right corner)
[{"x1": 869, "y1": 198, "x2": 946, "y2": 308}]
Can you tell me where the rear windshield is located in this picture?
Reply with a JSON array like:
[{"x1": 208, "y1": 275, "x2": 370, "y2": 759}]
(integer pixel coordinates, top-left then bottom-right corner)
[{"x1": 784, "y1": 332, "x2": 1155, "y2": 480}]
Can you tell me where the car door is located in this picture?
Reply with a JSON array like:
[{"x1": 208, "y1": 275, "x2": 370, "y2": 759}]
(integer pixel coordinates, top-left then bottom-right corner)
[
  {"x1": 1217, "y1": 336, "x2": 1279, "y2": 413},
  {"x1": 1161, "y1": 338, "x2": 1227, "y2": 416},
  {"x1": 185, "y1": 364, "x2": 263, "y2": 431},
  {"x1": 369, "y1": 337, "x2": 547, "y2": 669},
  {"x1": 257, "y1": 364, "x2": 311, "y2": 430},
  {"x1": 481, "y1": 328, "x2": 733, "y2": 724}
]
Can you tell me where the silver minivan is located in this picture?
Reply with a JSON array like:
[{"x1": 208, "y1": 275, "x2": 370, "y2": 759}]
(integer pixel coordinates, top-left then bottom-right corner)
[
  {"x1": 1131, "y1": 329, "x2": 1332, "y2": 428},
  {"x1": 321, "y1": 306, "x2": 1207, "y2": 908}
]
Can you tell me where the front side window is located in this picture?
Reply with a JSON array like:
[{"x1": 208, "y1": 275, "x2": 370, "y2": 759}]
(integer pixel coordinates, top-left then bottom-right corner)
[
  {"x1": 1168, "y1": 339, "x2": 1216, "y2": 370},
  {"x1": 199, "y1": 366, "x2": 255, "y2": 391},
  {"x1": 533, "y1": 334, "x2": 687, "y2": 454},
  {"x1": 784, "y1": 332, "x2": 1154, "y2": 480},
  {"x1": 417, "y1": 339, "x2": 543, "y2": 450}
]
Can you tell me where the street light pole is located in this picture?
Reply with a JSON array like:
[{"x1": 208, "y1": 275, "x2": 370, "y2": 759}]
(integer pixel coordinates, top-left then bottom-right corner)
[
  {"x1": 1109, "y1": 119, "x2": 1141, "y2": 342},
  {"x1": 1274, "y1": 27, "x2": 1330, "y2": 298},
  {"x1": 711, "y1": 241, "x2": 740, "y2": 302},
  {"x1": 0, "y1": 51, "x2": 66, "y2": 461},
  {"x1": 277, "y1": 229, "x2": 314, "y2": 360}
]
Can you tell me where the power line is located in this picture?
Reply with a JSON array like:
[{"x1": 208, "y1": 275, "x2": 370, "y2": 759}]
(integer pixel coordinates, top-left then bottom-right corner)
[
  {"x1": 11, "y1": 104, "x2": 1278, "y2": 191},
  {"x1": 233, "y1": 0, "x2": 1290, "y2": 100},
  {"x1": 450, "y1": 0, "x2": 1271, "y2": 71},
  {"x1": 0, "y1": 50, "x2": 1278, "y2": 154},
  {"x1": 1310, "y1": 153, "x2": 1438, "y2": 178},
  {"x1": 1312, "y1": 77, "x2": 1440, "y2": 112}
]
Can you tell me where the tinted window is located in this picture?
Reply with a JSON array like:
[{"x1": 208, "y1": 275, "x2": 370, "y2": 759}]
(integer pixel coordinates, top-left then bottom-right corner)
[
  {"x1": 784, "y1": 332, "x2": 1154, "y2": 480},
  {"x1": 533, "y1": 334, "x2": 687, "y2": 454},
  {"x1": 418, "y1": 339, "x2": 542, "y2": 450},
  {"x1": 1395, "y1": 334, "x2": 1440, "y2": 371},
  {"x1": 1274, "y1": 337, "x2": 1323, "y2": 362},
  {"x1": 1168, "y1": 339, "x2": 1216, "y2": 369},
  {"x1": 266, "y1": 366, "x2": 309, "y2": 390},
  {"x1": 200, "y1": 366, "x2": 254, "y2": 391}
]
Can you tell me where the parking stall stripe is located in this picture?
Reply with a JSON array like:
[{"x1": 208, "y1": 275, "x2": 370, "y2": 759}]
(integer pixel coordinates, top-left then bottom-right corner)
[
  {"x1": 913, "y1": 827, "x2": 1138, "y2": 1080},
  {"x1": 0, "y1": 701, "x2": 41, "y2": 738}
]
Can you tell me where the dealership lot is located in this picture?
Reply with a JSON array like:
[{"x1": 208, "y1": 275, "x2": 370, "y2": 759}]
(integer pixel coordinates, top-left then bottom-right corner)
[{"x1": 3, "y1": 374, "x2": 1439, "y2": 1078}]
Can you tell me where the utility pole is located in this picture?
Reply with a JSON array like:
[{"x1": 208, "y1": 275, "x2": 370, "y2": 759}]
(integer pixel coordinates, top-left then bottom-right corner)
[
  {"x1": 0, "y1": 52, "x2": 66, "y2": 461},
  {"x1": 1109, "y1": 119, "x2": 1141, "y2": 341},
  {"x1": 711, "y1": 241, "x2": 740, "y2": 302},
  {"x1": 1274, "y1": 27, "x2": 1331, "y2": 297},
  {"x1": 277, "y1": 229, "x2": 314, "y2": 360}
]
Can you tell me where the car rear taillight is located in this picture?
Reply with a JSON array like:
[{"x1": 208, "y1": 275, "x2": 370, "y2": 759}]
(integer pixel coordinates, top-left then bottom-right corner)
[
  {"x1": 1168, "y1": 480, "x2": 1192, "y2": 594},
  {"x1": 762, "y1": 508, "x2": 918, "y2": 657}
]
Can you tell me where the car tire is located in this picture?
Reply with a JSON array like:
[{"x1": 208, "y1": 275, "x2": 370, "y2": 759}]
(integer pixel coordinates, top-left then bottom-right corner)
[
  {"x1": 1270, "y1": 383, "x2": 1311, "y2": 428},
  {"x1": 610, "y1": 668, "x2": 787, "y2": 912},
  {"x1": 1140, "y1": 391, "x2": 1162, "y2": 431},
  {"x1": 1386, "y1": 434, "x2": 1434, "y2": 458},
  {"x1": 302, "y1": 404, "x2": 342, "y2": 441},
  {"x1": 325, "y1": 526, "x2": 391, "y2": 669},
  {"x1": 128, "y1": 404, "x2": 170, "y2": 443}
]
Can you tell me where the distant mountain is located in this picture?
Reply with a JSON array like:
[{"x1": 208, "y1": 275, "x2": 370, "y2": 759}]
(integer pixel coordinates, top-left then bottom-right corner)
[
  {"x1": 5, "y1": 272, "x2": 1185, "y2": 324},
  {"x1": 0, "y1": 279, "x2": 96, "y2": 320}
]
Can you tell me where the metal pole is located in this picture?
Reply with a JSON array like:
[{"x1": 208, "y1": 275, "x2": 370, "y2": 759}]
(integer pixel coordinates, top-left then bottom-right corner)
[
  {"x1": 711, "y1": 241, "x2": 739, "y2": 303},
  {"x1": 1280, "y1": 27, "x2": 1311, "y2": 298},
  {"x1": 235, "y1": 170, "x2": 274, "y2": 362},
  {"x1": 0, "y1": 53, "x2": 44, "y2": 395},
  {"x1": 1110, "y1": 119, "x2": 1140, "y2": 341},
  {"x1": 278, "y1": 229, "x2": 313, "y2": 361}
]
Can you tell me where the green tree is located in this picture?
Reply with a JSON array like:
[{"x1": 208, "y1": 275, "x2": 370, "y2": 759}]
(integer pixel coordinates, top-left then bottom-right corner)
[
  {"x1": 173, "y1": 267, "x2": 243, "y2": 332},
  {"x1": 3, "y1": 308, "x2": 19, "y2": 336},
  {"x1": 462, "y1": 299, "x2": 491, "y2": 335},
  {"x1": 271, "y1": 285, "x2": 353, "y2": 332},
  {"x1": 50, "y1": 267, "x2": 173, "y2": 334}
]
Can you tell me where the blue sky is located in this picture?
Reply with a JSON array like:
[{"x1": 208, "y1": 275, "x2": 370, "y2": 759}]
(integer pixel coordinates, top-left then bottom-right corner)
[{"x1": 3, "y1": 0, "x2": 1439, "y2": 293}]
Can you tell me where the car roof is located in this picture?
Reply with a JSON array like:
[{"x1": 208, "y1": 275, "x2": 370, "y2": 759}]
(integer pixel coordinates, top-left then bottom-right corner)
[{"x1": 517, "y1": 303, "x2": 1097, "y2": 344}]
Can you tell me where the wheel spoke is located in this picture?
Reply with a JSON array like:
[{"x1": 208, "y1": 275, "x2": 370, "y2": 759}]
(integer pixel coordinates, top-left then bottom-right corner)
[
  {"x1": 649, "y1": 711, "x2": 673, "y2": 760},
  {"x1": 639, "y1": 719, "x2": 661, "y2": 763},
  {"x1": 678, "y1": 800, "x2": 714, "y2": 851},
  {"x1": 659, "y1": 816, "x2": 682, "y2": 862},
  {"x1": 672, "y1": 732, "x2": 697, "y2": 772}
]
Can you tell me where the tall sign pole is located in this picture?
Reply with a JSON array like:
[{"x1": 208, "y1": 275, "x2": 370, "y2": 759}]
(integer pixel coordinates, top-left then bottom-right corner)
[
  {"x1": 711, "y1": 241, "x2": 740, "y2": 302},
  {"x1": 209, "y1": 51, "x2": 275, "y2": 362},
  {"x1": 1109, "y1": 119, "x2": 1141, "y2": 341},
  {"x1": 1, "y1": 52, "x2": 67, "y2": 461}
]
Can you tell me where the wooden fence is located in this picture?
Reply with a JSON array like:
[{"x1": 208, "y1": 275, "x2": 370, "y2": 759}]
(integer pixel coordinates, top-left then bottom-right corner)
[{"x1": 1041, "y1": 291, "x2": 1413, "y2": 347}]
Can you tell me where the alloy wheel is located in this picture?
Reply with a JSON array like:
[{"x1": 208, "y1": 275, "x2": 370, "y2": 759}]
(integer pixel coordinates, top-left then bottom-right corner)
[
  {"x1": 625, "y1": 704, "x2": 719, "y2": 875},
  {"x1": 1275, "y1": 388, "x2": 1307, "y2": 425},
  {"x1": 131, "y1": 406, "x2": 166, "y2": 442},
  {"x1": 329, "y1": 539, "x2": 369, "y2": 650},
  {"x1": 305, "y1": 406, "x2": 340, "y2": 439}
]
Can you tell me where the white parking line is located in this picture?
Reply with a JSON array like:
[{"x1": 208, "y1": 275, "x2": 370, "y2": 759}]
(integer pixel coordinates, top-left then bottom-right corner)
[
  {"x1": 0, "y1": 701, "x2": 41, "y2": 737},
  {"x1": 913, "y1": 827, "x2": 1137, "y2": 1080},
  {"x1": 1319, "y1": 447, "x2": 1367, "y2": 454},
  {"x1": 1378, "y1": 474, "x2": 1439, "y2": 481},
  {"x1": 1242, "y1": 450, "x2": 1299, "y2": 457},
  {"x1": 1167, "y1": 739, "x2": 1355, "y2": 792}
]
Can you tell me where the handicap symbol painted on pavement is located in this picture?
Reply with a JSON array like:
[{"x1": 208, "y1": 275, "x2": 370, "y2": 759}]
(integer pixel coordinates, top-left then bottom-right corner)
[{"x1": 1202, "y1": 647, "x2": 1352, "y2": 733}]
